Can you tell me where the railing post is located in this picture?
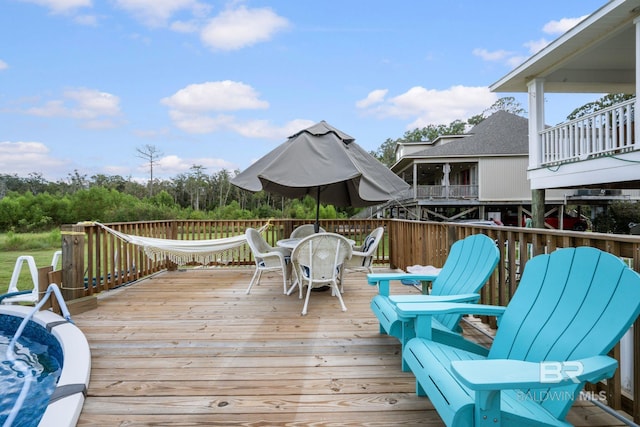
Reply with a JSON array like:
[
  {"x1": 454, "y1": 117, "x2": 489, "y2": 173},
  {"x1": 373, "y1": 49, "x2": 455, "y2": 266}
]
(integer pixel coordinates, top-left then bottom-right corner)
[
  {"x1": 37, "y1": 265, "x2": 55, "y2": 313},
  {"x1": 61, "y1": 224, "x2": 85, "y2": 301},
  {"x1": 165, "y1": 221, "x2": 179, "y2": 271}
]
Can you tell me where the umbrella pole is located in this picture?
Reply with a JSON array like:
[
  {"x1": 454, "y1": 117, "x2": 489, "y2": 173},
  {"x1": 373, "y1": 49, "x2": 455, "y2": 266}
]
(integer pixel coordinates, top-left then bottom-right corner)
[{"x1": 315, "y1": 187, "x2": 321, "y2": 233}]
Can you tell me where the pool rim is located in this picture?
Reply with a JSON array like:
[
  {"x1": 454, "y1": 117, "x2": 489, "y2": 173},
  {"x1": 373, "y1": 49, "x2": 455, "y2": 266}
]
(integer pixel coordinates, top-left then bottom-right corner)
[{"x1": 1, "y1": 304, "x2": 91, "y2": 427}]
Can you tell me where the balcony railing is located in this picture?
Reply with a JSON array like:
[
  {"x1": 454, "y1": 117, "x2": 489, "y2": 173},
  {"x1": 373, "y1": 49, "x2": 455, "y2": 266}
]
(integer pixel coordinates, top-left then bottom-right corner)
[
  {"x1": 540, "y1": 98, "x2": 636, "y2": 166},
  {"x1": 415, "y1": 184, "x2": 478, "y2": 199}
]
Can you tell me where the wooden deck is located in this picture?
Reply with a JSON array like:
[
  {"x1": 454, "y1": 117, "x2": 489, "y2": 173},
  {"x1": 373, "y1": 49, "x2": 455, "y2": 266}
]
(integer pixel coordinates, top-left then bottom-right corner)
[{"x1": 72, "y1": 268, "x2": 631, "y2": 426}]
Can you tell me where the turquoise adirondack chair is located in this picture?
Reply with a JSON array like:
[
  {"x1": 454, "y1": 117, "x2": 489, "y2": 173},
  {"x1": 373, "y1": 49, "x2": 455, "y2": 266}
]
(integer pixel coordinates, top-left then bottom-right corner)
[
  {"x1": 398, "y1": 247, "x2": 640, "y2": 427},
  {"x1": 368, "y1": 233, "x2": 499, "y2": 360}
]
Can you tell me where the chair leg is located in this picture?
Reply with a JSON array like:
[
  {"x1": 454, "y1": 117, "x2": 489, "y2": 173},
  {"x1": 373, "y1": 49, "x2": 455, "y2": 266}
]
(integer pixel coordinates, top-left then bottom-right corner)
[
  {"x1": 286, "y1": 267, "x2": 301, "y2": 297},
  {"x1": 246, "y1": 268, "x2": 261, "y2": 294},
  {"x1": 332, "y1": 280, "x2": 347, "y2": 312},
  {"x1": 281, "y1": 265, "x2": 288, "y2": 294},
  {"x1": 298, "y1": 271, "x2": 303, "y2": 299},
  {"x1": 301, "y1": 281, "x2": 313, "y2": 316}
]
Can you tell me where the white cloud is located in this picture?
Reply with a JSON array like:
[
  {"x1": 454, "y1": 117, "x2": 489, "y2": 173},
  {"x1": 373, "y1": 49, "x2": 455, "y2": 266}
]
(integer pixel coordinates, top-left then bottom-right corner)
[
  {"x1": 473, "y1": 47, "x2": 528, "y2": 68},
  {"x1": 22, "y1": 88, "x2": 122, "y2": 128},
  {"x1": 0, "y1": 60, "x2": 8, "y2": 70},
  {"x1": 543, "y1": 15, "x2": 588, "y2": 35},
  {"x1": 358, "y1": 85, "x2": 497, "y2": 127},
  {"x1": 355, "y1": 89, "x2": 388, "y2": 109},
  {"x1": 152, "y1": 154, "x2": 236, "y2": 176},
  {"x1": 474, "y1": 14, "x2": 588, "y2": 69},
  {"x1": 163, "y1": 80, "x2": 273, "y2": 134},
  {"x1": 167, "y1": 110, "x2": 234, "y2": 134},
  {"x1": 524, "y1": 38, "x2": 550, "y2": 55},
  {"x1": 200, "y1": 5, "x2": 289, "y2": 51},
  {"x1": 0, "y1": 141, "x2": 69, "y2": 176},
  {"x1": 114, "y1": 0, "x2": 209, "y2": 27},
  {"x1": 472, "y1": 48, "x2": 512, "y2": 62},
  {"x1": 162, "y1": 81, "x2": 269, "y2": 113},
  {"x1": 19, "y1": 0, "x2": 91, "y2": 13},
  {"x1": 162, "y1": 81, "x2": 312, "y2": 138},
  {"x1": 228, "y1": 118, "x2": 315, "y2": 140},
  {"x1": 64, "y1": 88, "x2": 121, "y2": 117},
  {"x1": 505, "y1": 55, "x2": 529, "y2": 69}
]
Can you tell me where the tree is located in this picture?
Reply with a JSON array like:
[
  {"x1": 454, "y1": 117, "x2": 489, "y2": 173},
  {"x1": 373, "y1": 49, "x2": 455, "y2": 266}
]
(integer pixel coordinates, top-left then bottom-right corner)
[
  {"x1": 370, "y1": 138, "x2": 398, "y2": 167},
  {"x1": 186, "y1": 165, "x2": 207, "y2": 210},
  {"x1": 566, "y1": 93, "x2": 633, "y2": 120},
  {"x1": 402, "y1": 120, "x2": 467, "y2": 142},
  {"x1": 136, "y1": 144, "x2": 163, "y2": 197},
  {"x1": 482, "y1": 96, "x2": 525, "y2": 118},
  {"x1": 67, "y1": 169, "x2": 88, "y2": 193}
]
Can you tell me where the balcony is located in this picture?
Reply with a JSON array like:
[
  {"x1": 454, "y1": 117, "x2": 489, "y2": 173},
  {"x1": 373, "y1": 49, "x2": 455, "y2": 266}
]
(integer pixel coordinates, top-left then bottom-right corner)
[
  {"x1": 539, "y1": 98, "x2": 636, "y2": 167},
  {"x1": 415, "y1": 184, "x2": 479, "y2": 200}
]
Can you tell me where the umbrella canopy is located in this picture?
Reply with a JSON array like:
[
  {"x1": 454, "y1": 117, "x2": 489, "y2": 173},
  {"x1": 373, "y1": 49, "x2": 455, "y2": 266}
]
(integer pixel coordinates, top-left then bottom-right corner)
[{"x1": 231, "y1": 121, "x2": 410, "y2": 229}]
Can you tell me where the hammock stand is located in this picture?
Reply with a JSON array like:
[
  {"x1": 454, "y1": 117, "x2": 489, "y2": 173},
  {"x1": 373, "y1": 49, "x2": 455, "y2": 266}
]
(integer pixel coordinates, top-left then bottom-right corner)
[{"x1": 92, "y1": 221, "x2": 271, "y2": 266}]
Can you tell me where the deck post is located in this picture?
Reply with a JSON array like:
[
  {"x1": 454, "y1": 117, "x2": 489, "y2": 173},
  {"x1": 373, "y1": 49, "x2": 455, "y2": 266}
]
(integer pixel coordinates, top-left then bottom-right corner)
[
  {"x1": 61, "y1": 223, "x2": 86, "y2": 301},
  {"x1": 531, "y1": 189, "x2": 545, "y2": 229}
]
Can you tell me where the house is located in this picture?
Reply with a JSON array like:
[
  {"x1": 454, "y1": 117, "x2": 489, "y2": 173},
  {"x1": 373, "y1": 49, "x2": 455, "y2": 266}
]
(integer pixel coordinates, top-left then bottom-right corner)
[
  {"x1": 490, "y1": 0, "x2": 640, "y2": 226},
  {"x1": 390, "y1": 111, "x2": 636, "y2": 228}
]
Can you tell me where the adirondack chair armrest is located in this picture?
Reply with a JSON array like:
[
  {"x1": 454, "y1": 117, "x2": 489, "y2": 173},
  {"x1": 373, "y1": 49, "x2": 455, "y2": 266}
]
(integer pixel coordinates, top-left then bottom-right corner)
[
  {"x1": 395, "y1": 303, "x2": 505, "y2": 338},
  {"x1": 395, "y1": 302, "x2": 506, "y2": 321},
  {"x1": 367, "y1": 272, "x2": 439, "y2": 285},
  {"x1": 367, "y1": 273, "x2": 439, "y2": 296},
  {"x1": 451, "y1": 356, "x2": 619, "y2": 391},
  {"x1": 388, "y1": 293, "x2": 480, "y2": 305}
]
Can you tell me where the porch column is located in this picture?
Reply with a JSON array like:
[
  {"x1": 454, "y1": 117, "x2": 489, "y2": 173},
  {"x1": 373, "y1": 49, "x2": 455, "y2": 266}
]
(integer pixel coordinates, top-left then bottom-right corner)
[
  {"x1": 413, "y1": 162, "x2": 417, "y2": 199},
  {"x1": 443, "y1": 162, "x2": 451, "y2": 199},
  {"x1": 635, "y1": 16, "x2": 640, "y2": 147},
  {"x1": 527, "y1": 78, "x2": 546, "y2": 228},
  {"x1": 527, "y1": 78, "x2": 545, "y2": 171}
]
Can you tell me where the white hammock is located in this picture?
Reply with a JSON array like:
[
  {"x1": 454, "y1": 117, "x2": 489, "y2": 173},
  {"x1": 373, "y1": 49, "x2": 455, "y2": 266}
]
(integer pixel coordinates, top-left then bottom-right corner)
[{"x1": 92, "y1": 221, "x2": 270, "y2": 266}]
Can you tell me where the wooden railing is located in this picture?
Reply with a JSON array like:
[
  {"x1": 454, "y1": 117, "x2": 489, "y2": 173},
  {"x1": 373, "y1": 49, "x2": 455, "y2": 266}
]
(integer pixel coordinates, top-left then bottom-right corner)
[
  {"x1": 60, "y1": 219, "x2": 391, "y2": 298},
  {"x1": 59, "y1": 218, "x2": 640, "y2": 422},
  {"x1": 415, "y1": 184, "x2": 479, "y2": 199},
  {"x1": 540, "y1": 97, "x2": 636, "y2": 166}
]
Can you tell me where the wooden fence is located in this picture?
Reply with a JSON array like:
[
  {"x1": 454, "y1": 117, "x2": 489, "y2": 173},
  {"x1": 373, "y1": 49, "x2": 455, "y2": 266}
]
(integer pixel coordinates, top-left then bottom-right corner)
[{"x1": 58, "y1": 218, "x2": 640, "y2": 422}]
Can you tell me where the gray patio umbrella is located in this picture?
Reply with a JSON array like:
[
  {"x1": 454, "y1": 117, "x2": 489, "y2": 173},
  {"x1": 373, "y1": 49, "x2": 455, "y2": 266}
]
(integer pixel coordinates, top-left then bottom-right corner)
[{"x1": 231, "y1": 121, "x2": 410, "y2": 232}]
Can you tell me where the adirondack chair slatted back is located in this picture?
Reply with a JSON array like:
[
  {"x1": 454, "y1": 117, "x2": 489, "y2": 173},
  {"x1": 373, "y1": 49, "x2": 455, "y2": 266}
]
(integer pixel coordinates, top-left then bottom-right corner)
[
  {"x1": 489, "y1": 247, "x2": 640, "y2": 418},
  {"x1": 430, "y1": 234, "x2": 499, "y2": 331}
]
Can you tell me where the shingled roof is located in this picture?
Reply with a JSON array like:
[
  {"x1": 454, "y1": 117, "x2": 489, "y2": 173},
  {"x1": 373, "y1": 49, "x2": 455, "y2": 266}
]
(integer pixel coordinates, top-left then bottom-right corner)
[{"x1": 412, "y1": 110, "x2": 528, "y2": 157}]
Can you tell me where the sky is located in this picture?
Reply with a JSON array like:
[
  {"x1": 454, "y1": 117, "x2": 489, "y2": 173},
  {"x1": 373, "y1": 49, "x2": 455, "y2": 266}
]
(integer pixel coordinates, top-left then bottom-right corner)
[{"x1": 0, "y1": 0, "x2": 608, "y2": 182}]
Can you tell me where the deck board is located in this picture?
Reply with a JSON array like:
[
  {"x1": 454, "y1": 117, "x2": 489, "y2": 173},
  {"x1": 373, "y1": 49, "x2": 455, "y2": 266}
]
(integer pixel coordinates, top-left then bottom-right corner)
[{"x1": 73, "y1": 268, "x2": 629, "y2": 426}]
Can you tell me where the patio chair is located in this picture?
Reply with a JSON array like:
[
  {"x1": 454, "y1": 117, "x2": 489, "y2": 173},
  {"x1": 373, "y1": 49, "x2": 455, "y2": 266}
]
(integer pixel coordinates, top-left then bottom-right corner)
[
  {"x1": 290, "y1": 224, "x2": 326, "y2": 239},
  {"x1": 291, "y1": 233, "x2": 352, "y2": 315},
  {"x1": 397, "y1": 246, "x2": 640, "y2": 427},
  {"x1": 245, "y1": 228, "x2": 291, "y2": 295},
  {"x1": 341, "y1": 226, "x2": 384, "y2": 276},
  {"x1": 367, "y1": 233, "x2": 499, "y2": 358}
]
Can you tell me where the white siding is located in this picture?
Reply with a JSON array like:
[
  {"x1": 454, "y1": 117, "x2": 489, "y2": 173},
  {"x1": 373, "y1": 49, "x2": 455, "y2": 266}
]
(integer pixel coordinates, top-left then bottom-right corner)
[{"x1": 478, "y1": 157, "x2": 530, "y2": 201}]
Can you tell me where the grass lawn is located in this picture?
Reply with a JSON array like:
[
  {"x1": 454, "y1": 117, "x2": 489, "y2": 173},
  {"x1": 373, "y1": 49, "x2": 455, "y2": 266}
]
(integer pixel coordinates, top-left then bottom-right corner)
[{"x1": 0, "y1": 231, "x2": 62, "y2": 295}]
